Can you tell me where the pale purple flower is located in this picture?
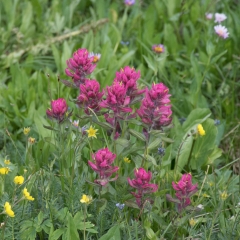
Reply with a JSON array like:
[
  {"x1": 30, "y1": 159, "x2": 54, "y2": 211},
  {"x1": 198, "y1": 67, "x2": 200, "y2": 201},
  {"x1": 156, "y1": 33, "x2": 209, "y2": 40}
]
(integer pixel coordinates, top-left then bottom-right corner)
[
  {"x1": 88, "y1": 148, "x2": 119, "y2": 186},
  {"x1": 88, "y1": 52, "x2": 101, "y2": 63},
  {"x1": 214, "y1": 13, "x2": 227, "y2": 23},
  {"x1": 214, "y1": 25, "x2": 229, "y2": 39},
  {"x1": 128, "y1": 168, "x2": 158, "y2": 207},
  {"x1": 124, "y1": 0, "x2": 135, "y2": 6},
  {"x1": 70, "y1": 119, "x2": 79, "y2": 128},
  {"x1": 205, "y1": 13, "x2": 213, "y2": 20},
  {"x1": 46, "y1": 98, "x2": 68, "y2": 122},
  {"x1": 152, "y1": 44, "x2": 165, "y2": 54}
]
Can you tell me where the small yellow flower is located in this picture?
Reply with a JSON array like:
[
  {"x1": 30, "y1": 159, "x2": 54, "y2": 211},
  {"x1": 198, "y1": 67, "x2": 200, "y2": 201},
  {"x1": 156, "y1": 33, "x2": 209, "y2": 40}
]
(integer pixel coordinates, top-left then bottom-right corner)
[
  {"x1": 189, "y1": 218, "x2": 196, "y2": 227},
  {"x1": 0, "y1": 167, "x2": 9, "y2": 175},
  {"x1": 23, "y1": 188, "x2": 34, "y2": 201},
  {"x1": 4, "y1": 202, "x2": 15, "y2": 218},
  {"x1": 86, "y1": 126, "x2": 98, "y2": 138},
  {"x1": 197, "y1": 124, "x2": 205, "y2": 136},
  {"x1": 220, "y1": 191, "x2": 228, "y2": 200},
  {"x1": 14, "y1": 176, "x2": 24, "y2": 185},
  {"x1": 23, "y1": 127, "x2": 31, "y2": 135},
  {"x1": 4, "y1": 159, "x2": 10, "y2": 165},
  {"x1": 208, "y1": 181, "x2": 214, "y2": 187},
  {"x1": 80, "y1": 194, "x2": 92, "y2": 204},
  {"x1": 123, "y1": 157, "x2": 131, "y2": 163},
  {"x1": 28, "y1": 137, "x2": 36, "y2": 144},
  {"x1": 202, "y1": 193, "x2": 210, "y2": 198}
]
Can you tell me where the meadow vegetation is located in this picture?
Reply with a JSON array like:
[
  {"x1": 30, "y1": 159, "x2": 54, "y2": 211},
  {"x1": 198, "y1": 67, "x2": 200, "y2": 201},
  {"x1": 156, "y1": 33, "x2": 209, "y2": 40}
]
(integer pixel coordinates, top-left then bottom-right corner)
[{"x1": 0, "y1": 0, "x2": 240, "y2": 239}]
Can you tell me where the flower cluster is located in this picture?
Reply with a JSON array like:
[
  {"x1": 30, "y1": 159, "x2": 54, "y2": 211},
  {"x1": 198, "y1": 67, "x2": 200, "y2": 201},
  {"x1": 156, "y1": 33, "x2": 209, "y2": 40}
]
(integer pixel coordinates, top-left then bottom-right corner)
[
  {"x1": 137, "y1": 83, "x2": 172, "y2": 131},
  {"x1": 167, "y1": 173, "x2": 198, "y2": 212},
  {"x1": 88, "y1": 148, "x2": 119, "y2": 186},
  {"x1": 128, "y1": 168, "x2": 158, "y2": 207},
  {"x1": 77, "y1": 79, "x2": 103, "y2": 115},
  {"x1": 46, "y1": 98, "x2": 68, "y2": 122},
  {"x1": 65, "y1": 48, "x2": 97, "y2": 87}
]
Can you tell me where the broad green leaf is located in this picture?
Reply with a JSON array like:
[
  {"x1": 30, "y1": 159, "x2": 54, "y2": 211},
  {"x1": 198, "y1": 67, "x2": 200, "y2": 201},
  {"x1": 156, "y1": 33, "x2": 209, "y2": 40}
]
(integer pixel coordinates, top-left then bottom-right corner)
[
  {"x1": 49, "y1": 228, "x2": 65, "y2": 240},
  {"x1": 98, "y1": 225, "x2": 121, "y2": 240},
  {"x1": 129, "y1": 129, "x2": 146, "y2": 142},
  {"x1": 65, "y1": 213, "x2": 79, "y2": 240},
  {"x1": 148, "y1": 138, "x2": 161, "y2": 151}
]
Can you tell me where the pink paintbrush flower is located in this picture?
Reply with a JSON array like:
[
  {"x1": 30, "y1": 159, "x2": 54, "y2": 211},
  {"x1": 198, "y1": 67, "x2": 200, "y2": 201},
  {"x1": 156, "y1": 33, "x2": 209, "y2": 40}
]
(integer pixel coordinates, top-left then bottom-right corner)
[
  {"x1": 77, "y1": 79, "x2": 104, "y2": 115},
  {"x1": 65, "y1": 48, "x2": 96, "y2": 87},
  {"x1": 128, "y1": 168, "x2": 158, "y2": 207},
  {"x1": 46, "y1": 98, "x2": 68, "y2": 122},
  {"x1": 88, "y1": 148, "x2": 119, "y2": 186}
]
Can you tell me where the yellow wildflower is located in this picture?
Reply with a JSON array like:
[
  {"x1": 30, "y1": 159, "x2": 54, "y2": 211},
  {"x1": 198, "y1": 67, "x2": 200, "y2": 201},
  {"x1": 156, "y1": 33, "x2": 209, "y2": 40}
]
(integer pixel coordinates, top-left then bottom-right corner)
[
  {"x1": 220, "y1": 191, "x2": 228, "y2": 200},
  {"x1": 23, "y1": 127, "x2": 31, "y2": 135},
  {"x1": 197, "y1": 124, "x2": 205, "y2": 136},
  {"x1": 80, "y1": 194, "x2": 92, "y2": 204},
  {"x1": 123, "y1": 157, "x2": 131, "y2": 163},
  {"x1": 28, "y1": 137, "x2": 36, "y2": 144},
  {"x1": 0, "y1": 167, "x2": 9, "y2": 175},
  {"x1": 23, "y1": 188, "x2": 34, "y2": 201},
  {"x1": 208, "y1": 181, "x2": 214, "y2": 187},
  {"x1": 4, "y1": 159, "x2": 10, "y2": 165},
  {"x1": 202, "y1": 193, "x2": 210, "y2": 198},
  {"x1": 86, "y1": 126, "x2": 98, "y2": 138},
  {"x1": 14, "y1": 176, "x2": 24, "y2": 185},
  {"x1": 4, "y1": 202, "x2": 15, "y2": 218},
  {"x1": 189, "y1": 218, "x2": 196, "y2": 227}
]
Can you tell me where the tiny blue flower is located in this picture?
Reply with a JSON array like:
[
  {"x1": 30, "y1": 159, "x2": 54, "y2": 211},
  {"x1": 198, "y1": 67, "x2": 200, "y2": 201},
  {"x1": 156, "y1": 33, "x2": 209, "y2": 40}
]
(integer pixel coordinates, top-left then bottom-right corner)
[
  {"x1": 214, "y1": 119, "x2": 220, "y2": 125},
  {"x1": 158, "y1": 147, "x2": 165, "y2": 156},
  {"x1": 116, "y1": 203, "x2": 125, "y2": 210}
]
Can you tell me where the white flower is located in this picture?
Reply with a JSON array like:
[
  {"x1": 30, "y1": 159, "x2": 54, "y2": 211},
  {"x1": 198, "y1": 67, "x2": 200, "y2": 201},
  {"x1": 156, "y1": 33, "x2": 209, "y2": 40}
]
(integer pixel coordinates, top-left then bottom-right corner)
[
  {"x1": 215, "y1": 13, "x2": 227, "y2": 23},
  {"x1": 205, "y1": 13, "x2": 213, "y2": 20},
  {"x1": 214, "y1": 25, "x2": 229, "y2": 39},
  {"x1": 197, "y1": 204, "x2": 204, "y2": 210}
]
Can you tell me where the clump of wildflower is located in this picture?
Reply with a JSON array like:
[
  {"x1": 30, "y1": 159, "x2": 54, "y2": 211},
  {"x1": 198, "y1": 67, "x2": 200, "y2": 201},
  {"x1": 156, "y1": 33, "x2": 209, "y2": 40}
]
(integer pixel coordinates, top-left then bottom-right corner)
[
  {"x1": 189, "y1": 218, "x2": 197, "y2": 227},
  {"x1": 197, "y1": 124, "x2": 205, "y2": 136},
  {"x1": 167, "y1": 173, "x2": 198, "y2": 212},
  {"x1": 137, "y1": 83, "x2": 172, "y2": 133},
  {"x1": 214, "y1": 25, "x2": 229, "y2": 39},
  {"x1": 23, "y1": 188, "x2": 34, "y2": 201},
  {"x1": 214, "y1": 13, "x2": 227, "y2": 23},
  {"x1": 14, "y1": 176, "x2": 24, "y2": 185},
  {"x1": 0, "y1": 167, "x2": 9, "y2": 175},
  {"x1": 65, "y1": 48, "x2": 96, "y2": 87},
  {"x1": 4, "y1": 202, "x2": 14, "y2": 218},
  {"x1": 88, "y1": 52, "x2": 101, "y2": 63},
  {"x1": 128, "y1": 168, "x2": 158, "y2": 207},
  {"x1": 124, "y1": 0, "x2": 135, "y2": 6},
  {"x1": 80, "y1": 194, "x2": 92, "y2": 204},
  {"x1": 4, "y1": 159, "x2": 10, "y2": 165},
  {"x1": 28, "y1": 137, "x2": 36, "y2": 144},
  {"x1": 205, "y1": 13, "x2": 213, "y2": 20},
  {"x1": 46, "y1": 98, "x2": 68, "y2": 123},
  {"x1": 152, "y1": 44, "x2": 165, "y2": 54},
  {"x1": 88, "y1": 148, "x2": 119, "y2": 186},
  {"x1": 23, "y1": 127, "x2": 31, "y2": 135},
  {"x1": 116, "y1": 203, "x2": 125, "y2": 210},
  {"x1": 86, "y1": 126, "x2": 98, "y2": 138},
  {"x1": 123, "y1": 157, "x2": 131, "y2": 163},
  {"x1": 77, "y1": 79, "x2": 103, "y2": 115},
  {"x1": 220, "y1": 191, "x2": 228, "y2": 200}
]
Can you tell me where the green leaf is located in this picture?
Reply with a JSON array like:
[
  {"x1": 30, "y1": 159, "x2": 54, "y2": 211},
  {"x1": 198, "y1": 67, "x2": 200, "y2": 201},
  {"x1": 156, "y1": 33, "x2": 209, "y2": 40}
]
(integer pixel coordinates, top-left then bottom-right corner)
[
  {"x1": 37, "y1": 211, "x2": 44, "y2": 225},
  {"x1": 148, "y1": 138, "x2": 161, "y2": 151},
  {"x1": 98, "y1": 225, "x2": 121, "y2": 240},
  {"x1": 129, "y1": 129, "x2": 146, "y2": 142},
  {"x1": 65, "y1": 213, "x2": 79, "y2": 240},
  {"x1": 49, "y1": 228, "x2": 65, "y2": 240}
]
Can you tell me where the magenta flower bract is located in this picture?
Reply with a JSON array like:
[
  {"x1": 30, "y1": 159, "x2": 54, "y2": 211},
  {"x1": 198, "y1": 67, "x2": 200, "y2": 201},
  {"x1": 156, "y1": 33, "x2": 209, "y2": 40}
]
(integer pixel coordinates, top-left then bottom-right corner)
[
  {"x1": 137, "y1": 83, "x2": 172, "y2": 130},
  {"x1": 65, "y1": 48, "x2": 96, "y2": 87},
  {"x1": 114, "y1": 66, "x2": 145, "y2": 101},
  {"x1": 77, "y1": 79, "x2": 104, "y2": 115},
  {"x1": 128, "y1": 168, "x2": 158, "y2": 207},
  {"x1": 167, "y1": 173, "x2": 198, "y2": 212},
  {"x1": 88, "y1": 148, "x2": 119, "y2": 186},
  {"x1": 46, "y1": 98, "x2": 68, "y2": 122}
]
